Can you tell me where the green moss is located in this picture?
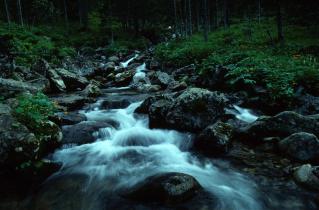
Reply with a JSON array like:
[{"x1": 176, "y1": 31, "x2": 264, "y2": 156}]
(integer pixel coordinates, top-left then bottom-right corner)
[{"x1": 14, "y1": 92, "x2": 57, "y2": 137}]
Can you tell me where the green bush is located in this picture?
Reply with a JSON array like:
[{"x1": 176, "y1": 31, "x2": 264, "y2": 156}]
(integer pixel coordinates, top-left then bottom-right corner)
[{"x1": 14, "y1": 93, "x2": 56, "y2": 135}]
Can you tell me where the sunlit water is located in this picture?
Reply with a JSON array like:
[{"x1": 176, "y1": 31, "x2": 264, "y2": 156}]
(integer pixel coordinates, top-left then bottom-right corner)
[{"x1": 51, "y1": 100, "x2": 263, "y2": 210}]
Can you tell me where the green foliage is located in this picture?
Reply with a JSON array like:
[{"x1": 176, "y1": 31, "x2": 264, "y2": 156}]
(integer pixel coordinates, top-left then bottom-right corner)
[
  {"x1": 14, "y1": 93, "x2": 56, "y2": 135},
  {"x1": 156, "y1": 20, "x2": 319, "y2": 103},
  {"x1": 0, "y1": 23, "x2": 77, "y2": 65}
]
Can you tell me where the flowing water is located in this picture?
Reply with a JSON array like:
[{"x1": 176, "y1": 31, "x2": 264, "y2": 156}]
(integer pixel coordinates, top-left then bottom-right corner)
[
  {"x1": 38, "y1": 93, "x2": 264, "y2": 210},
  {"x1": 120, "y1": 54, "x2": 139, "y2": 68},
  {"x1": 226, "y1": 105, "x2": 259, "y2": 123}
]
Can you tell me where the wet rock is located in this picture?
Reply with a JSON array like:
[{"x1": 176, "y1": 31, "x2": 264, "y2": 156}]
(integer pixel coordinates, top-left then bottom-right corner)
[
  {"x1": 31, "y1": 59, "x2": 50, "y2": 76},
  {"x1": 81, "y1": 83, "x2": 102, "y2": 97},
  {"x1": 194, "y1": 122, "x2": 234, "y2": 155},
  {"x1": 279, "y1": 132, "x2": 319, "y2": 162},
  {"x1": 101, "y1": 99, "x2": 131, "y2": 109},
  {"x1": 150, "y1": 71, "x2": 175, "y2": 89},
  {"x1": 51, "y1": 94, "x2": 91, "y2": 111},
  {"x1": 237, "y1": 111, "x2": 319, "y2": 144},
  {"x1": 56, "y1": 68, "x2": 89, "y2": 91},
  {"x1": 294, "y1": 164, "x2": 319, "y2": 191},
  {"x1": 108, "y1": 56, "x2": 120, "y2": 63},
  {"x1": 62, "y1": 121, "x2": 114, "y2": 145},
  {"x1": 114, "y1": 71, "x2": 135, "y2": 87},
  {"x1": 50, "y1": 112, "x2": 87, "y2": 126},
  {"x1": 147, "y1": 88, "x2": 228, "y2": 132},
  {"x1": 0, "y1": 111, "x2": 38, "y2": 168},
  {"x1": 169, "y1": 81, "x2": 188, "y2": 92},
  {"x1": 123, "y1": 172, "x2": 202, "y2": 205},
  {"x1": 47, "y1": 69, "x2": 66, "y2": 93},
  {"x1": 36, "y1": 120, "x2": 63, "y2": 156}
]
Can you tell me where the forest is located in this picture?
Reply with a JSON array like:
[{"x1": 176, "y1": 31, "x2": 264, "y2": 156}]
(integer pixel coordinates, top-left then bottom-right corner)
[{"x1": 1, "y1": 0, "x2": 319, "y2": 210}]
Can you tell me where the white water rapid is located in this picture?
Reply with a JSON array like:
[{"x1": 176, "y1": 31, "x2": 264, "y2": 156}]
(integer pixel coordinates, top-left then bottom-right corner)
[
  {"x1": 226, "y1": 105, "x2": 259, "y2": 123},
  {"x1": 51, "y1": 98, "x2": 263, "y2": 210},
  {"x1": 120, "y1": 54, "x2": 139, "y2": 68}
]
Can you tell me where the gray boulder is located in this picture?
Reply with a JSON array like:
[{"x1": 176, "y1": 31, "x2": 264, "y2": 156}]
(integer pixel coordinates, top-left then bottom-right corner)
[
  {"x1": 0, "y1": 78, "x2": 40, "y2": 98},
  {"x1": 56, "y1": 68, "x2": 89, "y2": 91},
  {"x1": 293, "y1": 164, "x2": 319, "y2": 191},
  {"x1": 194, "y1": 122, "x2": 234, "y2": 155},
  {"x1": 146, "y1": 88, "x2": 228, "y2": 132},
  {"x1": 279, "y1": 132, "x2": 319, "y2": 162},
  {"x1": 47, "y1": 68, "x2": 66, "y2": 92},
  {"x1": 237, "y1": 111, "x2": 319, "y2": 144},
  {"x1": 62, "y1": 121, "x2": 114, "y2": 145}
]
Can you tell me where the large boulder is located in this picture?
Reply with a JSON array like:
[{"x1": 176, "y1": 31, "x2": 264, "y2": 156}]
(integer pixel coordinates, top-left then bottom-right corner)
[
  {"x1": 47, "y1": 69, "x2": 66, "y2": 93},
  {"x1": 150, "y1": 71, "x2": 175, "y2": 89},
  {"x1": 237, "y1": 111, "x2": 319, "y2": 144},
  {"x1": 114, "y1": 71, "x2": 135, "y2": 87},
  {"x1": 0, "y1": 104, "x2": 61, "y2": 169},
  {"x1": 194, "y1": 122, "x2": 234, "y2": 155},
  {"x1": 0, "y1": 105, "x2": 38, "y2": 168},
  {"x1": 51, "y1": 94, "x2": 92, "y2": 111},
  {"x1": 50, "y1": 112, "x2": 87, "y2": 126},
  {"x1": 293, "y1": 164, "x2": 319, "y2": 191},
  {"x1": 140, "y1": 88, "x2": 228, "y2": 132},
  {"x1": 56, "y1": 68, "x2": 89, "y2": 91},
  {"x1": 62, "y1": 121, "x2": 114, "y2": 145},
  {"x1": 123, "y1": 172, "x2": 202, "y2": 205},
  {"x1": 0, "y1": 78, "x2": 40, "y2": 98},
  {"x1": 81, "y1": 83, "x2": 101, "y2": 98},
  {"x1": 279, "y1": 132, "x2": 319, "y2": 162},
  {"x1": 101, "y1": 99, "x2": 131, "y2": 110}
]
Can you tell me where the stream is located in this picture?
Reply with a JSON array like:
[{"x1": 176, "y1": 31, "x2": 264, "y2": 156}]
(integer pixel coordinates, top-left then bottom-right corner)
[
  {"x1": 27, "y1": 56, "x2": 317, "y2": 210},
  {"x1": 32, "y1": 89, "x2": 261, "y2": 210}
]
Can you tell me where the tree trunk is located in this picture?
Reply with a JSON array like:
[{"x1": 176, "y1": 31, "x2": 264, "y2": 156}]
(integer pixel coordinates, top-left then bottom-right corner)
[
  {"x1": 257, "y1": 0, "x2": 262, "y2": 23},
  {"x1": 223, "y1": 0, "x2": 229, "y2": 28},
  {"x1": 63, "y1": 0, "x2": 69, "y2": 29},
  {"x1": 196, "y1": 0, "x2": 200, "y2": 32},
  {"x1": 4, "y1": 0, "x2": 10, "y2": 24},
  {"x1": 276, "y1": 0, "x2": 284, "y2": 45},
  {"x1": 188, "y1": 0, "x2": 192, "y2": 35},
  {"x1": 203, "y1": 0, "x2": 208, "y2": 42},
  {"x1": 173, "y1": 0, "x2": 178, "y2": 34},
  {"x1": 17, "y1": 0, "x2": 24, "y2": 26}
]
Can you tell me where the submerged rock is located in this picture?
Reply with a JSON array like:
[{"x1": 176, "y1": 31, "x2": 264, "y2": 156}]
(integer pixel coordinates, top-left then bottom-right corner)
[
  {"x1": 123, "y1": 172, "x2": 202, "y2": 205},
  {"x1": 194, "y1": 121, "x2": 234, "y2": 155},
  {"x1": 279, "y1": 132, "x2": 319, "y2": 162}
]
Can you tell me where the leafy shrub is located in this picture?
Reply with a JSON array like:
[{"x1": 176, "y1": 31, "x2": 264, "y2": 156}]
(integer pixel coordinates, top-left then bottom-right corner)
[{"x1": 14, "y1": 93, "x2": 56, "y2": 135}]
